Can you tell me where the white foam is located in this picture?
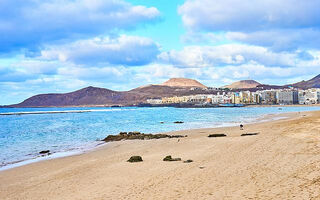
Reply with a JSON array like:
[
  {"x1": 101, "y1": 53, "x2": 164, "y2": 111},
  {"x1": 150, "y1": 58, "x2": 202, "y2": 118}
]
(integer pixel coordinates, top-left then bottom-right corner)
[{"x1": 0, "y1": 142, "x2": 106, "y2": 171}]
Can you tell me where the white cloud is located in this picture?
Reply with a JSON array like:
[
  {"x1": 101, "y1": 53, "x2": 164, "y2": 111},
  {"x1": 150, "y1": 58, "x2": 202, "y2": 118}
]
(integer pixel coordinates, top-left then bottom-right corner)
[
  {"x1": 0, "y1": 0, "x2": 160, "y2": 53},
  {"x1": 178, "y1": 0, "x2": 320, "y2": 51},
  {"x1": 159, "y1": 44, "x2": 299, "y2": 68},
  {"x1": 15, "y1": 60, "x2": 61, "y2": 75},
  {"x1": 0, "y1": 66, "x2": 35, "y2": 82},
  {"x1": 226, "y1": 29, "x2": 320, "y2": 51},
  {"x1": 57, "y1": 66, "x2": 129, "y2": 82},
  {"x1": 40, "y1": 35, "x2": 160, "y2": 66},
  {"x1": 179, "y1": 0, "x2": 320, "y2": 31}
]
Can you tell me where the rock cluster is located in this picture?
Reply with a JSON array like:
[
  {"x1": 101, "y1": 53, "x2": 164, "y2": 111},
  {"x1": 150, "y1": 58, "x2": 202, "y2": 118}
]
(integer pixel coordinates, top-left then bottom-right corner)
[
  {"x1": 102, "y1": 132, "x2": 186, "y2": 142},
  {"x1": 126, "y1": 155, "x2": 193, "y2": 163}
]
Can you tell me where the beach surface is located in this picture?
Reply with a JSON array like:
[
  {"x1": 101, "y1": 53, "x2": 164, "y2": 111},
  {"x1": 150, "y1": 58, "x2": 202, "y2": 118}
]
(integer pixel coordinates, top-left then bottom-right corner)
[{"x1": 1, "y1": 111, "x2": 320, "y2": 199}]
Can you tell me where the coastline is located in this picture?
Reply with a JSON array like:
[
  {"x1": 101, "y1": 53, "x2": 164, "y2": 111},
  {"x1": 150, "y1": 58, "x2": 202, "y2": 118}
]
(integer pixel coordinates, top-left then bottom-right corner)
[
  {"x1": 2, "y1": 110, "x2": 320, "y2": 199},
  {"x1": 0, "y1": 141, "x2": 106, "y2": 172},
  {"x1": 0, "y1": 109, "x2": 294, "y2": 172},
  {"x1": 3, "y1": 103, "x2": 320, "y2": 109}
]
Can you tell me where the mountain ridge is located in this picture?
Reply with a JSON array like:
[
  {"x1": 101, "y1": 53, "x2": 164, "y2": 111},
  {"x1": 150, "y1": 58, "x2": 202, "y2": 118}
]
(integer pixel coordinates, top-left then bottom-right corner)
[
  {"x1": 11, "y1": 78, "x2": 210, "y2": 107},
  {"x1": 7, "y1": 75, "x2": 320, "y2": 107},
  {"x1": 287, "y1": 74, "x2": 320, "y2": 89}
]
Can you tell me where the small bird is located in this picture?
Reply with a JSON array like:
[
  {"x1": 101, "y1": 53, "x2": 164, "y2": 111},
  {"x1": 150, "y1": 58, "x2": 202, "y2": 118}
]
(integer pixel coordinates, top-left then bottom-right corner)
[{"x1": 240, "y1": 124, "x2": 244, "y2": 130}]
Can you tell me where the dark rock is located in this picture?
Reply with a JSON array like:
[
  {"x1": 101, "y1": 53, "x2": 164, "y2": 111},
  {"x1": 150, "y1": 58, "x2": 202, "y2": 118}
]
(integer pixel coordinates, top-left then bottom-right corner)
[
  {"x1": 174, "y1": 121, "x2": 184, "y2": 124},
  {"x1": 102, "y1": 132, "x2": 185, "y2": 142},
  {"x1": 102, "y1": 135, "x2": 125, "y2": 142},
  {"x1": 208, "y1": 134, "x2": 227, "y2": 137},
  {"x1": 183, "y1": 159, "x2": 193, "y2": 163},
  {"x1": 39, "y1": 150, "x2": 50, "y2": 154},
  {"x1": 163, "y1": 155, "x2": 182, "y2": 162},
  {"x1": 163, "y1": 155, "x2": 172, "y2": 161},
  {"x1": 128, "y1": 131, "x2": 141, "y2": 136},
  {"x1": 127, "y1": 156, "x2": 143, "y2": 163},
  {"x1": 241, "y1": 133, "x2": 259, "y2": 136}
]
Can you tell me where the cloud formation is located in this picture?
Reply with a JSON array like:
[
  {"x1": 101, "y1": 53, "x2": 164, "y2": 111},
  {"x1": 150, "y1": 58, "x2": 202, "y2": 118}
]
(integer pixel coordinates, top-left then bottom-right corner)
[
  {"x1": 1, "y1": 0, "x2": 320, "y2": 105},
  {"x1": 226, "y1": 29, "x2": 320, "y2": 51},
  {"x1": 0, "y1": 0, "x2": 160, "y2": 53},
  {"x1": 159, "y1": 44, "x2": 306, "y2": 68},
  {"x1": 179, "y1": 0, "x2": 320, "y2": 51},
  {"x1": 179, "y1": 0, "x2": 320, "y2": 31},
  {"x1": 0, "y1": 67, "x2": 35, "y2": 82},
  {"x1": 40, "y1": 35, "x2": 160, "y2": 66}
]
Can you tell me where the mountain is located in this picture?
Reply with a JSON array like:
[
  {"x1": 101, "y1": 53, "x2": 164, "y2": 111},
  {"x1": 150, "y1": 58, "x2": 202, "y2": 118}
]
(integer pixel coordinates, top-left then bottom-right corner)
[
  {"x1": 13, "y1": 86, "x2": 158, "y2": 107},
  {"x1": 288, "y1": 74, "x2": 320, "y2": 89},
  {"x1": 223, "y1": 80, "x2": 261, "y2": 89},
  {"x1": 13, "y1": 86, "x2": 124, "y2": 107},
  {"x1": 9, "y1": 75, "x2": 320, "y2": 107},
  {"x1": 224, "y1": 74, "x2": 320, "y2": 90},
  {"x1": 11, "y1": 78, "x2": 211, "y2": 107},
  {"x1": 129, "y1": 84, "x2": 212, "y2": 99},
  {"x1": 160, "y1": 78, "x2": 207, "y2": 88}
]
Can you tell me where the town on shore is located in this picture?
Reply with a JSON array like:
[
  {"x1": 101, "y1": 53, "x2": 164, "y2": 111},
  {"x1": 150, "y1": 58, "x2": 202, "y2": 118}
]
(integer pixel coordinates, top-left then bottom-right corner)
[{"x1": 146, "y1": 87, "x2": 320, "y2": 107}]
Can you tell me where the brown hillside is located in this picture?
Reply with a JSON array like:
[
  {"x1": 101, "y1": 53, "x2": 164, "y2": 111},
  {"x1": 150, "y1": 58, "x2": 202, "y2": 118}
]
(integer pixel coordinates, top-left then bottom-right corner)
[
  {"x1": 224, "y1": 80, "x2": 261, "y2": 89},
  {"x1": 288, "y1": 74, "x2": 320, "y2": 89},
  {"x1": 12, "y1": 79, "x2": 211, "y2": 107},
  {"x1": 161, "y1": 78, "x2": 207, "y2": 88}
]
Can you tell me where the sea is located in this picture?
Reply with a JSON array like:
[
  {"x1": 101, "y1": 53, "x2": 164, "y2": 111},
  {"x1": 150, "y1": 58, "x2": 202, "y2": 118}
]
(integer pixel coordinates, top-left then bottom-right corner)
[{"x1": 1, "y1": 106, "x2": 320, "y2": 170}]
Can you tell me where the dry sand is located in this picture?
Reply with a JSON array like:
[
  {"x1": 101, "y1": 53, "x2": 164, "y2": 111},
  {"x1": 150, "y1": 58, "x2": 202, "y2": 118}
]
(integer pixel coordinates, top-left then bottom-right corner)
[{"x1": 1, "y1": 111, "x2": 320, "y2": 199}]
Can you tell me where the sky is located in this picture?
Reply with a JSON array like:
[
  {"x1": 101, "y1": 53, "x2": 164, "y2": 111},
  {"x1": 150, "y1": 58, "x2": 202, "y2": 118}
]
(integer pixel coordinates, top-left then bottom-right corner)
[{"x1": 1, "y1": 0, "x2": 320, "y2": 105}]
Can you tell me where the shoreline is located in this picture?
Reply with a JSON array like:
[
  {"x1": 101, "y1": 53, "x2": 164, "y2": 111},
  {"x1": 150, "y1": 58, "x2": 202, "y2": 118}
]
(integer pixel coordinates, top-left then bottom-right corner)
[
  {"x1": 0, "y1": 110, "x2": 293, "y2": 172},
  {"x1": 1, "y1": 110, "x2": 320, "y2": 199},
  {"x1": 2, "y1": 103, "x2": 320, "y2": 109},
  {"x1": 0, "y1": 141, "x2": 106, "y2": 172}
]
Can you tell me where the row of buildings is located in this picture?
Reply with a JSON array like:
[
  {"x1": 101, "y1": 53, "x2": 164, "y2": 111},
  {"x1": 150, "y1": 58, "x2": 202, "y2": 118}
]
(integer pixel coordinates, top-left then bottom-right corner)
[{"x1": 146, "y1": 88, "x2": 320, "y2": 105}]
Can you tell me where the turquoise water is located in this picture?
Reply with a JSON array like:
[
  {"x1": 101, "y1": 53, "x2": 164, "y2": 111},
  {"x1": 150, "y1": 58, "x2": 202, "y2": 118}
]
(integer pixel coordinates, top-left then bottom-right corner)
[{"x1": 1, "y1": 106, "x2": 320, "y2": 169}]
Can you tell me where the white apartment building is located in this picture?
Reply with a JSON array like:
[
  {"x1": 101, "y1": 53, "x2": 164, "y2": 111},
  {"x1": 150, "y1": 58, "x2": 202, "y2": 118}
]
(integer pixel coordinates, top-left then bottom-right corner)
[{"x1": 298, "y1": 89, "x2": 320, "y2": 104}]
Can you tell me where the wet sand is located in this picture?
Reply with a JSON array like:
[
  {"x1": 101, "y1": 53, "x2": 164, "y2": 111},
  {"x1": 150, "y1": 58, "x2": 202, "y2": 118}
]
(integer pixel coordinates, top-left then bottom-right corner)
[{"x1": 1, "y1": 111, "x2": 320, "y2": 199}]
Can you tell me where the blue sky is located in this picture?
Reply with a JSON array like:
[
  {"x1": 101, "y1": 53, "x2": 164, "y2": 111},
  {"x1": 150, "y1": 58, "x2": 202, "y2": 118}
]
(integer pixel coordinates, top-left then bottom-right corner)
[{"x1": 1, "y1": 0, "x2": 320, "y2": 105}]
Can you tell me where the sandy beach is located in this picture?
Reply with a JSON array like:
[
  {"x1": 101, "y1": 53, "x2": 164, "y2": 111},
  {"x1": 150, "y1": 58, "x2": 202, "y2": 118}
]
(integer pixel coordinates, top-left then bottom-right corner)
[{"x1": 1, "y1": 111, "x2": 320, "y2": 199}]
